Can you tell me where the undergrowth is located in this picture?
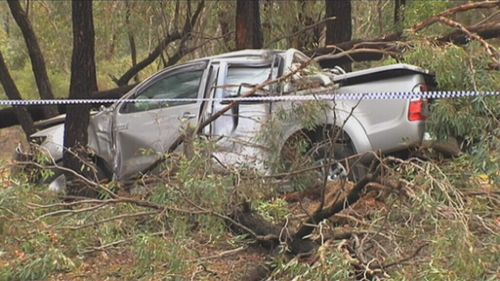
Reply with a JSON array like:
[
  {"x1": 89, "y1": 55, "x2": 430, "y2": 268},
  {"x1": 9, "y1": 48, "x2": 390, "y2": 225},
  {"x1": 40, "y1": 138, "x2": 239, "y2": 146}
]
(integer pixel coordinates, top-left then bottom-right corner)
[{"x1": 1, "y1": 141, "x2": 498, "y2": 280}]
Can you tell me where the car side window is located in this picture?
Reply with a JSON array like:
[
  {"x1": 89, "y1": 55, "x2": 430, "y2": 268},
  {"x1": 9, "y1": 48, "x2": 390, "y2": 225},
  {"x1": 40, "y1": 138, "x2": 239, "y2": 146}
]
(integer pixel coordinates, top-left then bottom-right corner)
[
  {"x1": 121, "y1": 68, "x2": 204, "y2": 113},
  {"x1": 223, "y1": 64, "x2": 279, "y2": 97}
]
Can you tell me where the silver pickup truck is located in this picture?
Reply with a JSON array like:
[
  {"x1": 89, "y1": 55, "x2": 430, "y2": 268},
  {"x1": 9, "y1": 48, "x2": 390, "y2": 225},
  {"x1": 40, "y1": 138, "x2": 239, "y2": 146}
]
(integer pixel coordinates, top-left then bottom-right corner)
[{"x1": 23, "y1": 49, "x2": 435, "y2": 182}]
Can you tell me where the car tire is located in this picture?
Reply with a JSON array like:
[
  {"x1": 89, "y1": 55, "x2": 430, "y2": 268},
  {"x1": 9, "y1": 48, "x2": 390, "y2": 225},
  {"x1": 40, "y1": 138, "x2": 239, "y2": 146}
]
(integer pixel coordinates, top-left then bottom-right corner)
[{"x1": 309, "y1": 142, "x2": 367, "y2": 182}]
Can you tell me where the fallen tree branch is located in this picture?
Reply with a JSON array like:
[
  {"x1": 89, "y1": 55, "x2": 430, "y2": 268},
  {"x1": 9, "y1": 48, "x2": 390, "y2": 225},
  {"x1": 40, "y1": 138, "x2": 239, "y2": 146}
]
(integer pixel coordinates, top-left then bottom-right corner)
[
  {"x1": 437, "y1": 22, "x2": 500, "y2": 45},
  {"x1": 377, "y1": 242, "x2": 428, "y2": 269},
  {"x1": 293, "y1": 174, "x2": 374, "y2": 240},
  {"x1": 435, "y1": 16, "x2": 499, "y2": 66},
  {"x1": 308, "y1": 0, "x2": 500, "y2": 66},
  {"x1": 310, "y1": 21, "x2": 500, "y2": 66},
  {"x1": 59, "y1": 210, "x2": 161, "y2": 230},
  {"x1": 411, "y1": 1, "x2": 500, "y2": 33}
]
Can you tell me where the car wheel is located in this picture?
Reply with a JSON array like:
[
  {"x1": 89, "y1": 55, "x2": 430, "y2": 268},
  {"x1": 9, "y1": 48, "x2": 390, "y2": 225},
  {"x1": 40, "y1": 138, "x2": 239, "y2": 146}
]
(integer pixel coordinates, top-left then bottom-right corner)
[{"x1": 309, "y1": 142, "x2": 367, "y2": 182}]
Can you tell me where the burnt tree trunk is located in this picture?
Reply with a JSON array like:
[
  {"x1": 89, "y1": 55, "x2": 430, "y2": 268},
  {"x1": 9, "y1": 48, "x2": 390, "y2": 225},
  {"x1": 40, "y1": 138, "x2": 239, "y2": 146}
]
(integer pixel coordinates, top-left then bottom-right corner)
[
  {"x1": 125, "y1": 0, "x2": 139, "y2": 83},
  {"x1": 235, "y1": 0, "x2": 263, "y2": 50},
  {"x1": 7, "y1": 0, "x2": 58, "y2": 119},
  {"x1": 0, "y1": 51, "x2": 35, "y2": 138},
  {"x1": 394, "y1": 0, "x2": 406, "y2": 28},
  {"x1": 325, "y1": 0, "x2": 352, "y2": 71},
  {"x1": 63, "y1": 0, "x2": 98, "y2": 194}
]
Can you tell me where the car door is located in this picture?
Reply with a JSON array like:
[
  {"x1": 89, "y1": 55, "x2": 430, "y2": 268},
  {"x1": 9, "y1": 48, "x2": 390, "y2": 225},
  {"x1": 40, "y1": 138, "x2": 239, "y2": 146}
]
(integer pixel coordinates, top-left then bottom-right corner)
[
  {"x1": 209, "y1": 60, "x2": 279, "y2": 137},
  {"x1": 112, "y1": 62, "x2": 207, "y2": 180}
]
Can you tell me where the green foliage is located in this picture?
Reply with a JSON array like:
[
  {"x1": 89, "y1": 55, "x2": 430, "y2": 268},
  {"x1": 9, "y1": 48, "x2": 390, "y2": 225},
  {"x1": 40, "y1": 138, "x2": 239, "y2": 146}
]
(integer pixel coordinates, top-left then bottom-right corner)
[
  {"x1": 271, "y1": 246, "x2": 354, "y2": 280},
  {"x1": 380, "y1": 158, "x2": 499, "y2": 280},
  {"x1": 400, "y1": 41, "x2": 499, "y2": 182},
  {"x1": 0, "y1": 1, "x2": 498, "y2": 279},
  {"x1": 0, "y1": 248, "x2": 75, "y2": 281},
  {"x1": 254, "y1": 198, "x2": 290, "y2": 224},
  {"x1": 403, "y1": 1, "x2": 454, "y2": 29},
  {"x1": 133, "y1": 234, "x2": 189, "y2": 279}
]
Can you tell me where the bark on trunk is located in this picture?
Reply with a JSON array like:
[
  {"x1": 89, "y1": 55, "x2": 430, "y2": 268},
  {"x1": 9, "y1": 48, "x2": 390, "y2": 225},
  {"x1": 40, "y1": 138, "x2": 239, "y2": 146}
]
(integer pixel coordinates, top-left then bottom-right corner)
[
  {"x1": 324, "y1": 0, "x2": 352, "y2": 71},
  {"x1": 7, "y1": 0, "x2": 58, "y2": 119},
  {"x1": 0, "y1": 51, "x2": 35, "y2": 138},
  {"x1": 235, "y1": 0, "x2": 263, "y2": 50},
  {"x1": 394, "y1": 0, "x2": 406, "y2": 26},
  {"x1": 125, "y1": 0, "x2": 139, "y2": 83},
  {"x1": 63, "y1": 0, "x2": 98, "y2": 193}
]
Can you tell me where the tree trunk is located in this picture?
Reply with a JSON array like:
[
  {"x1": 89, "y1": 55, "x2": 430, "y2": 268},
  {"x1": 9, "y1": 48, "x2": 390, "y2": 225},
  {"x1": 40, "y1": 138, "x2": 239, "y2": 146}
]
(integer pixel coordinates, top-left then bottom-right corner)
[
  {"x1": 125, "y1": 0, "x2": 139, "y2": 83},
  {"x1": 394, "y1": 0, "x2": 406, "y2": 28},
  {"x1": 325, "y1": 0, "x2": 352, "y2": 71},
  {"x1": 63, "y1": 0, "x2": 98, "y2": 193},
  {"x1": 0, "y1": 51, "x2": 35, "y2": 138},
  {"x1": 7, "y1": 0, "x2": 59, "y2": 119},
  {"x1": 293, "y1": 0, "x2": 319, "y2": 49},
  {"x1": 235, "y1": 0, "x2": 263, "y2": 50},
  {"x1": 217, "y1": 3, "x2": 232, "y2": 48},
  {"x1": 3, "y1": 8, "x2": 9, "y2": 36}
]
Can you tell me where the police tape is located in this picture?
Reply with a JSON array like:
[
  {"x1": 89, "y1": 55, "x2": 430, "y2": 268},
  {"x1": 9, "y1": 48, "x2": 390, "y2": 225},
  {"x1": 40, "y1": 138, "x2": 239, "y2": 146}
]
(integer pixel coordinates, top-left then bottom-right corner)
[{"x1": 0, "y1": 91, "x2": 498, "y2": 106}]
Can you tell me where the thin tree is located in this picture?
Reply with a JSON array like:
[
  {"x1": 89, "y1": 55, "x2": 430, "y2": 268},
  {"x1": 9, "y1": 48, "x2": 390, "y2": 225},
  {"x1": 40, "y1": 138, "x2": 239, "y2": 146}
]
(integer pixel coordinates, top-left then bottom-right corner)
[
  {"x1": 63, "y1": 0, "x2": 98, "y2": 192},
  {"x1": 7, "y1": 0, "x2": 58, "y2": 119},
  {"x1": 124, "y1": 0, "x2": 139, "y2": 83},
  {"x1": 235, "y1": 0, "x2": 263, "y2": 49},
  {"x1": 0, "y1": 51, "x2": 35, "y2": 138},
  {"x1": 394, "y1": 0, "x2": 406, "y2": 28},
  {"x1": 325, "y1": 0, "x2": 352, "y2": 71}
]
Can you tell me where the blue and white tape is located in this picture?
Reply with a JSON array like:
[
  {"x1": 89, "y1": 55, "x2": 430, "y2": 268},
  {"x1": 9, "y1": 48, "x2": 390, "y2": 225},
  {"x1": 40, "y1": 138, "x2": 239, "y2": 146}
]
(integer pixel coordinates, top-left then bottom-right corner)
[{"x1": 0, "y1": 91, "x2": 498, "y2": 106}]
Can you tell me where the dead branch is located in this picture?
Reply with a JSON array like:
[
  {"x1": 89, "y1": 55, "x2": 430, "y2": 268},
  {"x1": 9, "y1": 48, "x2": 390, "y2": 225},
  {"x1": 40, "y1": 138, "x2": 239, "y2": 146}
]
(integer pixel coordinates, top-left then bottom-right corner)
[
  {"x1": 115, "y1": 0, "x2": 205, "y2": 86},
  {"x1": 376, "y1": 243, "x2": 428, "y2": 269},
  {"x1": 314, "y1": 47, "x2": 401, "y2": 63},
  {"x1": 79, "y1": 230, "x2": 166, "y2": 255},
  {"x1": 193, "y1": 246, "x2": 247, "y2": 262},
  {"x1": 265, "y1": 16, "x2": 336, "y2": 48},
  {"x1": 29, "y1": 195, "x2": 209, "y2": 216},
  {"x1": 33, "y1": 202, "x2": 108, "y2": 221},
  {"x1": 172, "y1": 184, "x2": 281, "y2": 244},
  {"x1": 293, "y1": 174, "x2": 374, "y2": 241},
  {"x1": 59, "y1": 210, "x2": 161, "y2": 230}
]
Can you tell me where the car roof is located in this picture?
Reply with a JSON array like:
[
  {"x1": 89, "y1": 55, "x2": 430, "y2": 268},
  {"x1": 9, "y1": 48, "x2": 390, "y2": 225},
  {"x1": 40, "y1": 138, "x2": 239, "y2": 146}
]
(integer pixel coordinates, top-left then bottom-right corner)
[{"x1": 192, "y1": 49, "x2": 283, "y2": 62}]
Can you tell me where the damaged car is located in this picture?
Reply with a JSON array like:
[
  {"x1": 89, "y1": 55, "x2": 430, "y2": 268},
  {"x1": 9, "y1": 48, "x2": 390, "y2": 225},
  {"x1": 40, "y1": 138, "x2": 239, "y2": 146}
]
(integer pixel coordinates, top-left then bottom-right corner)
[{"x1": 16, "y1": 48, "x2": 435, "y2": 186}]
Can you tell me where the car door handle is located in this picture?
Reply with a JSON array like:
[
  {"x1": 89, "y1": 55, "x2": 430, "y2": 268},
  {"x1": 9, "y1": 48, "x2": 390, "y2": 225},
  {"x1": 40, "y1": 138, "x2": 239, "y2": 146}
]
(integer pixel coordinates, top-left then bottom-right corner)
[
  {"x1": 115, "y1": 123, "x2": 128, "y2": 131},
  {"x1": 182, "y1": 112, "x2": 196, "y2": 119}
]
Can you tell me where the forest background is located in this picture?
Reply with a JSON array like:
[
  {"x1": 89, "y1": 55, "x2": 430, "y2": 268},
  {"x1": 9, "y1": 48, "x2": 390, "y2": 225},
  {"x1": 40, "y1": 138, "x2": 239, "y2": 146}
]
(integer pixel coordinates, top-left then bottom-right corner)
[{"x1": 0, "y1": 0, "x2": 498, "y2": 280}]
